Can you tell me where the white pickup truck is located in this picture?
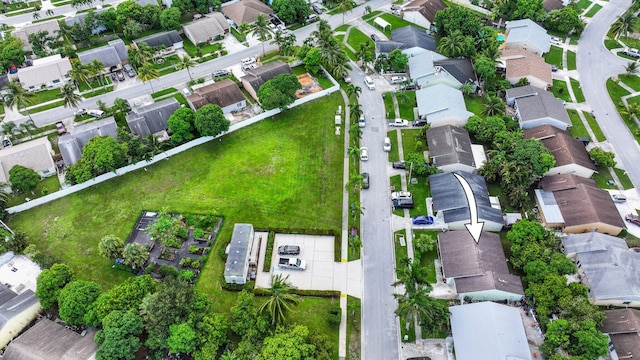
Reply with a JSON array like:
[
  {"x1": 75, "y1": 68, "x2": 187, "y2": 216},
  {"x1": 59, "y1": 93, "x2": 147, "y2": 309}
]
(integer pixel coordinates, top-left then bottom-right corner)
[
  {"x1": 389, "y1": 118, "x2": 409, "y2": 127},
  {"x1": 278, "y1": 257, "x2": 307, "y2": 270}
]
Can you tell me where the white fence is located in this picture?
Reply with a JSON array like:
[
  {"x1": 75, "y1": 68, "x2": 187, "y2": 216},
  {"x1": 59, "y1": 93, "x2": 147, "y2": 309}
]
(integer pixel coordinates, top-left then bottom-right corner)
[{"x1": 8, "y1": 83, "x2": 340, "y2": 214}]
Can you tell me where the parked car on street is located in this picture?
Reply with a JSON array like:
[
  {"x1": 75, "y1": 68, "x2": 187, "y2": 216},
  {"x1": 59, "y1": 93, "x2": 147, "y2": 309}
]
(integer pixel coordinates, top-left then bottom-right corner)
[
  {"x1": 623, "y1": 47, "x2": 640, "y2": 58},
  {"x1": 55, "y1": 121, "x2": 67, "y2": 135},
  {"x1": 412, "y1": 216, "x2": 434, "y2": 225},
  {"x1": 626, "y1": 214, "x2": 640, "y2": 226},
  {"x1": 364, "y1": 76, "x2": 375, "y2": 90},
  {"x1": 212, "y1": 69, "x2": 230, "y2": 78},
  {"x1": 360, "y1": 147, "x2": 369, "y2": 161},
  {"x1": 87, "y1": 109, "x2": 105, "y2": 117},
  {"x1": 362, "y1": 172, "x2": 369, "y2": 189},
  {"x1": 399, "y1": 83, "x2": 417, "y2": 90},
  {"x1": 389, "y1": 118, "x2": 409, "y2": 127},
  {"x1": 74, "y1": 108, "x2": 87, "y2": 116},
  {"x1": 383, "y1": 137, "x2": 391, "y2": 152},
  {"x1": 278, "y1": 245, "x2": 301, "y2": 255},
  {"x1": 312, "y1": 3, "x2": 323, "y2": 14},
  {"x1": 551, "y1": 65, "x2": 558, "y2": 72},
  {"x1": 359, "y1": 114, "x2": 366, "y2": 128}
]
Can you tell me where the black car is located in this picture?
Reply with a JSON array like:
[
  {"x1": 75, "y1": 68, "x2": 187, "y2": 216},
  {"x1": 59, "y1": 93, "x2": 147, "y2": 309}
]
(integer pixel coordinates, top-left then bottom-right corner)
[
  {"x1": 413, "y1": 119, "x2": 428, "y2": 127},
  {"x1": 278, "y1": 245, "x2": 301, "y2": 255},
  {"x1": 370, "y1": 34, "x2": 380, "y2": 42},
  {"x1": 312, "y1": 4, "x2": 323, "y2": 14},
  {"x1": 393, "y1": 198, "x2": 414, "y2": 209},
  {"x1": 212, "y1": 69, "x2": 230, "y2": 78},
  {"x1": 392, "y1": 161, "x2": 406, "y2": 169},
  {"x1": 362, "y1": 172, "x2": 369, "y2": 189},
  {"x1": 110, "y1": 72, "x2": 118, "y2": 81}
]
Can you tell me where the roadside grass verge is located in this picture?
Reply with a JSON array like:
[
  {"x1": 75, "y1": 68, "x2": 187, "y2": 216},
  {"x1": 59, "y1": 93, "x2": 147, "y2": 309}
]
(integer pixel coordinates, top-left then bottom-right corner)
[
  {"x1": 567, "y1": 109, "x2": 589, "y2": 139},
  {"x1": 346, "y1": 27, "x2": 373, "y2": 53},
  {"x1": 604, "y1": 39, "x2": 619, "y2": 50},
  {"x1": 583, "y1": 111, "x2": 606, "y2": 142},
  {"x1": 619, "y1": 74, "x2": 640, "y2": 92},
  {"x1": 567, "y1": 51, "x2": 577, "y2": 70},
  {"x1": 390, "y1": 175, "x2": 403, "y2": 216},
  {"x1": 383, "y1": 92, "x2": 396, "y2": 118},
  {"x1": 570, "y1": 78, "x2": 585, "y2": 102},
  {"x1": 584, "y1": 3, "x2": 602, "y2": 17},
  {"x1": 346, "y1": 296, "x2": 361, "y2": 360},
  {"x1": 606, "y1": 78, "x2": 640, "y2": 144},
  {"x1": 614, "y1": 168, "x2": 634, "y2": 189},
  {"x1": 387, "y1": 130, "x2": 400, "y2": 162}
]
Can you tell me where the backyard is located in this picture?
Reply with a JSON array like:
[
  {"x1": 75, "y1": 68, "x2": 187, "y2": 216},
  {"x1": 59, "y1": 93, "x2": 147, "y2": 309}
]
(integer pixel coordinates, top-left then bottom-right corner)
[{"x1": 8, "y1": 92, "x2": 346, "y2": 314}]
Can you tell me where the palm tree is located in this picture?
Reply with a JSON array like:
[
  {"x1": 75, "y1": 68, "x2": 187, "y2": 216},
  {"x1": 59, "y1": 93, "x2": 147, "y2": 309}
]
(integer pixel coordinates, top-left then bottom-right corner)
[
  {"x1": 1, "y1": 122, "x2": 17, "y2": 141},
  {"x1": 252, "y1": 14, "x2": 271, "y2": 56},
  {"x1": 45, "y1": 9, "x2": 54, "y2": 16},
  {"x1": 112, "y1": 98, "x2": 130, "y2": 115},
  {"x1": 621, "y1": 103, "x2": 640, "y2": 121},
  {"x1": 175, "y1": 55, "x2": 196, "y2": 81},
  {"x1": 346, "y1": 84, "x2": 361, "y2": 102},
  {"x1": 611, "y1": 13, "x2": 636, "y2": 39},
  {"x1": 69, "y1": 61, "x2": 91, "y2": 90},
  {"x1": 89, "y1": 59, "x2": 105, "y2": 86},
  {"x1": 461, "y1": 82, "x2": 476, "y2": 96},
  {"x1": 346, "y1": 172, "x2": 365, "y2": 193},
  {"x1": 259, "y1": 274, "x2": 301, "y2": 325},
  {"x1": 437, "y1": 30, "x2": 465, "y2": 58},
  {"x1": 394, "y1": 283, "x2": 432, "y2": 328},
  {"x1": 56, "y1": 23, "x2": 74, "y2": 44},
  {"x1": 4, "y1": 82, "x2": 35, "y2": 121},
  {"x1": 330, "y1": 53, "x2": 352, "y2": 80},
  {"x1": 356, "y1": 42, "x2": 373, "y2": 68},
  {"x1": 625, "y1": 61, "x2": 639, "y2": 76},
  {"x1": 347, "y1": 146, "x2": 361, "y2": 162},
  {"x1": 481, "y1": 95, "x2": 505, "y2": 116},
  {"x1": 350, "y1": 103, "x2": 362, "y2": 123},
  {"x1": 336, "y1": 0, "x2": 354, "y2": 24},
  {"x1": 349, "y1": 123, "x2": 363, "y2": 141},
  {"x1": 33, "y1": 12, "x2": 40, "y2": 20},
  {"x1": 98, "y1": 234, "x2": 124, "y2": 261},
  {"x1": 393, "y1": 257, "x2": 429, "y2": 292},
  {"x1": 60, "y1": 83, "x2": 82, "y2": 109},
  {"x1": 136, "y1": 42, "x2": 155, "y2": 64},
  {"x1": 350, "y1": 201, "x2": 364, "y2": 221},
  {"x1": 122, "y1": 243, "x2": 148, "y2": 270},
  {"x1": 238, "y1": 22, "x2": 251, "y2": 35},
  {"x1": 219, "y1": 350, "x2": 238, "y2": 360},
  {"x1": 270, "y1": 30, "x2": 284, "y2": 53},
  {"x1": 311, "y1": 19, "x2": 332, "y2": 47},
  {"x1": 348, "y1": 235, "x2": 362, "y2": 256},
  {"x1": 137, "y1": 62, "x2": 160, "y2": 93},
  {"x1": 19, "y1": 119, "x2": 36, "y2": 139}
]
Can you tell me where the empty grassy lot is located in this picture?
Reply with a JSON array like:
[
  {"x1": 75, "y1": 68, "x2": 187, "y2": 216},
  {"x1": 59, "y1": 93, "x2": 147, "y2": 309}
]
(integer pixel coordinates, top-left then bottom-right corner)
[{"x1": 8, "y1": 93, "x2": 346, "y2": 306}]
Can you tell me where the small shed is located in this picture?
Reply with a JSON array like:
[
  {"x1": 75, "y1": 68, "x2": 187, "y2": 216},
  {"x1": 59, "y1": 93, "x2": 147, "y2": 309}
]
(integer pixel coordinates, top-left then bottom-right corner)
[
  {"x1": 374, "y1": 17, "x2": 391, "y2": 31},
  {"x1": 224, "y1": 224, "x2": 255, "y2": 284}
]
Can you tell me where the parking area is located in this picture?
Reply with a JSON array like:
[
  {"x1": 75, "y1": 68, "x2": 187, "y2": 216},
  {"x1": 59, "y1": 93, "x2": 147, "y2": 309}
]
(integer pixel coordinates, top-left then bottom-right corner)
[{"x1": 255, "y1": 234, "x2": 352, "y2": 292}]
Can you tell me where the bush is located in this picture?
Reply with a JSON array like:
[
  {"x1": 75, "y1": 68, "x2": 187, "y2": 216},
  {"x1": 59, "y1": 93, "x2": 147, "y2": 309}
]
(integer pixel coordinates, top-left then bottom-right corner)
[
  {"x1": 176, "y1": 227, "x2": 188, "y2": 240},
  {"x1": 328, "y1": 307, "x2": 342, "y2": 327},
  {"x1": 191, "y1": 259, "x2": 201, "y2": 269},
  {"x1": 178, "y1": 270, "x2": 194, "y2": 282},
  {"x1": 158, "y1": 264, "x2": 178, "y2": 278},
  {"x1": 165, "y1": 236, "x2": 182, "y2": 248},
  {"x1": 263, "y1": 231, "x2": 276, "y2": 272},
  {"x1": 193, "y1": 228, "x2": 205, "y2": 239},
  {"x1": 179, "y1": 258, "x2": 191, "y2": 267},
  {"x1": 189, "y1": 245, "x2": 200, "y2": 254},
  {"x1": 144, "y1": 263, "x2": 156, "y2": 275}
]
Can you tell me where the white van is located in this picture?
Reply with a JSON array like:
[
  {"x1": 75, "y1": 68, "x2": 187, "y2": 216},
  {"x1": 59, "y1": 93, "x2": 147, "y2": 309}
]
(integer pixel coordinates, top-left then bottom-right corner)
[
  {"x1": 87, "y1": 109, "x2": 105, "y2": 118},
  {"x1": 364, "y1": 76, "x2": 375, "y2": 90}
]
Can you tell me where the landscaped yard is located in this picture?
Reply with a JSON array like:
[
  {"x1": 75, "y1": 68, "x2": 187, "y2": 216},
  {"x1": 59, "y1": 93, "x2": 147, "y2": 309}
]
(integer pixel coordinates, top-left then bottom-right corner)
[
  {"x1": 592, "y1": 166, "x2": 616, "y2": 189},
  {"x1": 549, "y1": 79, "x2": 571, "y2": 102},
  {"x1": 584, "y1": 3, "x2": 602, "y2": 17},
  {"x1": 567, "y1": 109, "x2": 589, "y2": 139},
  {"x1": 346, "y1": 27, "x2": 373, "y2": 53},
  {"x1": 397, "y1": 91, "x2": 416, "y2": 120},
  {"x1": 614, "y1": 168, "x2": 634, "y2": 190},
  {"x1": 606, "y1": 78, "x2": 640, "y2": 143},
  {"x1": 619, "y1": 74, "x2": 640, "y2": 92},
  {"x1": 8, "y1": 92, "x2": 346, "y2": 314},
  {"x1": 570, "y1": 78, "x2": 585, "y2": 102},
  {"x1": 544, "y1": 45, "x2": 563, "y2": 68},
  {"x1": 366, "y1": 14, "x2": 423, "y2": 37},
  {"x1": 383, "y1": 92, "x2": 395, "y2": 118},
  {"x1": 6, "y1": 176, "x2": 61, "y2": 208},
  {"x1": 464, "y1": 95, "x2": 483, "y2": 116},
  {"x1": 567, "y1": 50, "x2": 577, "y2": 70}
]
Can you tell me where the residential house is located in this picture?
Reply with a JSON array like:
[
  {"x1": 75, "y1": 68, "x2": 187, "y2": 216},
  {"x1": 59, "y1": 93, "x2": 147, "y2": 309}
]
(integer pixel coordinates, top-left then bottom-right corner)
[
  {"x1": 65, "y1": 9, "x2": 107, "y2": 35},
  {"x1": 401, "y1": 0, "x2": 446, "y2": 30},
  {"x1": 433, "y1": 58, "x2": 478, "y2": 87},
  {"x1": 523, "y1": 125, "x2": 596, "y2": 178},
  {"x1": 506, "y1": 85, "x2": 571, "y2": 130},
  {"x1": 563, "y1": 233, "x2": 640, "y2": 307},
  {"x1": 429, "y1": 171, "x2": 504, "y2": 232},
  {"x1": 13, "y1": 20, "x2": 61, "y2": 52},
  {"x1": 133, "y1": 30, "x2": 183, "y2": 54},
  {"x1": 224, "y1": 223, "x2": 255, "y2": 284},
  {"x1": 126, "y1": 98, "x2": 180, "y2": 137},
  {"x1": 182, "y1": 13, "x2": 230, "y2": 45},
  {"x1": 601, "y1": 309, "x2": 640, "y2": 359},
  {"x1": 2, "y1": 318, "x2": 98, "y2": 359},
  {"x1": 499, "y1": 48, "x2": 552, "y2": 90},
  {"x1": 426, "y1": 125, "x2": 485, "y2": 173},
  {"x1": 14, "y1": 54, "x2": 72, "y2": 92},
  {"x1": 0, "y1": 137, "x2": 56, "y2": 186},
  {"x1": 416, "y1": 83, "x2": 474, "y2": 127},
  {"x1": 439, "y1": 231, "x2": 524, "y2": 301},
  {"x1": 375, "y1": 26, "x2": 437, "y2": 56},
  {"x1": 77, "y1": 39, "x2": 129, "y2": 71},
  {"x1": 450, "y1": 302, "x2": 532, "y2": 360},
  {"x1": 0, "y1": 285, "x2": 41, "y2": 349},
  {"x1": 221, "y1": 0, "x2": 273, "y2": 26},
  {"x1": 187, "y1": 79, "x2": 247, "y2": 113},
  {"x1": 406, "y1": 50, "x2": 449, "y2": 87},
  {"x1": 58, "y1": 117, "x2": 119, "y2": 167},
  {"x1": 504, "y1": 18, "x2": 551, "y2": 56},
  {"x1": 135, "y1": 0, "x2": 159, "y2": 5},
  {"x1": 536, "y1": 174, "x2": 625, "y2": 235},
  {"x1": 241, "y1": 61, "x2": 293, "y2": 100}
]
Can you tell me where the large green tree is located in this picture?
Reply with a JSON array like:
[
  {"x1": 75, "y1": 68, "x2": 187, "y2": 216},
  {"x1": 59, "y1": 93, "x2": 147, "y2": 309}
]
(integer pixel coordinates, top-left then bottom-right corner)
[
  {"x1": 168, "y1": 107, "x2": 196, "y2": 144},
  {"x1": 433, "y1": 6, "x2": 482, "y2": 38},
  {"x1": 85, "y1": 275, "x2": 157, "y2": 327},
  {"x1": 8, "y1": 165, "x2": 40, "y2": 194},
  {"x1": 257, "y1": 73, "x2": 302, "y2": 111},
  {"x1": 35, "y1": 263, "x2": 75, "y2": 309},
  {"x1": 272, "y1": 0, "x2": 309, "y2": 24},
  {"x1": 464, "y1": 115, "x2": 507, "y2": 143},
  {"x1": 259, "y1": 274, "x2": 301, "y2": 325},
  {"x1": 58, "y1": 280, "x2": 101, "y2": 325},
  {"x1": 67, "y1": 136, "x2": 127, "y2": 184},
  {"x1": 167, "y1": 322, "x2": 198, "y2": 355},
  {"x1": 588, "y1": 147, "x2": 615, "y2": 167},
  {"x1": 95, "y1": 310, "x2": 144, "y2": 360},
  {"x1": 256, "y1": 325, "x2": 316, "y2": 360},
  {"x1": 0, "y1": 35, "x2": 26, "y2": 70},
  {"x1": 230, "y1": 290, "x2": 270, "y2": 340},
  {"x1": 98, "y1": 234, "x2": 125, "y2": 261},
  {"x1": 122, "y1": 243, "x2": 148, "y2": 270},
  {"x1": 194, "y1": 104, "x2": 230, "y2": 137},
  {"x1": 388, "y1": 49, "x2": 408, "y2": 72},
  {"x1": 544, "y1": 6, "x2": 582, "y2": 35},
  {"x1": 159, "y1": 7, "x2": 181, "y2": 31}
]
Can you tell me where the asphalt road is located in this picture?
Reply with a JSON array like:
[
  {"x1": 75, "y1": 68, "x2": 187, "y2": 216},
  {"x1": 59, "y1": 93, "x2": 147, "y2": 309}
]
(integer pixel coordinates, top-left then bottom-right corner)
[
  {"x1": 576, "y1": 0, "x2": 640, "y2": 191},
  {"x1": 353, "y1": 69, "x2": 400, "y2": 360}
]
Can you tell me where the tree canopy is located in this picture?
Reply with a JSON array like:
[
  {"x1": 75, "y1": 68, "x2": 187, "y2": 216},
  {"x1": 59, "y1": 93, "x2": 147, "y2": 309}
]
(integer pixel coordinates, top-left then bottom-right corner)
[
  {"x1": 58, "y1": 280, "x2": 102, "y2": 325},
  {"x1": 272, "y1": 0, "x2": 309, "y2": 24},
  {"x1": 588, "y1": 147, "x2": 616, "y2": 167},
  {"x1": 258, "y1": 74, "x2": 302, "y2": 111},
  {"x1": 85, "y1": 275, "x2": 157, "y2": 327},
  {"x1": 194, "y1": 104, "x2": 230, "y2": 137},
  {"x1": 168, "y1": 107, "x2": 196, "y2": 144},
  {"x1": 9, "y1": 165, "x2": 40, "y2": 194},
  {"x1": 95, "y1": 310, "x2": 144, "y2": 360},
  {"x1": 433, "y1": 6, "x2": 482, "y2": 38},
  {"x1": 67, "y1": 136, "x2": 127, "y2": 184},
  {"x1": 36, "y1": 263, "x2": 75, "y2": 309},
  {"x1": 0, "y1": 35, "x2": 26, "y2": 71},
  {"x1": 464, "y1": 115, "x2": 507, "y2": 143}
]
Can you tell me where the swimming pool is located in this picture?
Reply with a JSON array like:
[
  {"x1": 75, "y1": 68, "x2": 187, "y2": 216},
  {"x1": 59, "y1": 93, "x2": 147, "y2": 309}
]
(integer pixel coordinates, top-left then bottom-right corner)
[{"x1": 497, "y1": 34, "x2": 505, "y2": 42}]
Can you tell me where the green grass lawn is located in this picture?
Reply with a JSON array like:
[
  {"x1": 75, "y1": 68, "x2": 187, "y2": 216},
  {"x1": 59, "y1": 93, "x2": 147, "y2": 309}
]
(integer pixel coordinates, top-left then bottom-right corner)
[
  {"x1": 346, "y1": 27, "x2": 373, "y2": 53},
  {"x1": 620, "y1": 36, "x2": 640, "y2": 50},
  {"x1": 393, "y1": 229, "x2": 408, "y2": 279},
  {"x1": 574, "y1": 0, "x2": 591, "y2": 12},
  {"x1": 628, "y1": 95, "x2": 640, "y2": 105},
  {"x1": 407, "y1": 176, "x2": 430, "y2": 217},
  {"x1": 362, "y1": 10, "x2": 383, "y2": 21},
  {"x1": 619, "y1": 74, "x2": 640, "y2": 91},
  {"x1": 604, "y1": 39, "x2": 619, "y2": 50},
  {"x1": 383, "y1": 92, "x2": 396, "y2": 118},
  {"x1": 544, "y1": 45, "x2": 563, "y2": 68},
  {"x1": 151, "y1": 88, "x2": 178, "y2": 99},
  {"x1": 290, "y1": 296, "x2": 340, "y2": 358},
  {"x1": 613, "y1": 168, "x2": 634, "y2": 189},
  {"x1": 464, "y1": 95, "x2": 484, "y2": 116},
  {"x1": 390, "y1": 175, "x2": 403, "y2": 216},
  {"x1": 399, "y1": 129, "x2": 425, "y2": 162},
  {"x1": 366, "y1": 15, "x2": 423, "y2": 37},
  {"x1": 567, "y1": 109, "x2": 589, "y2": 139},
  {"x1": 592, "y1": 166, "x2": 616, "y2": 189},
  {"x1": 29, "y1": 100, "x2": 65, "y2": 114},
  {"x1": 6, "y1": 176, "x2": 61, "y2": 207},
  {"x1": 397, "y1": 91, "x2": 416, "y2": 121},
  {"x1": 346, "y1": 296, "x2": 361, "y2": 360},
  {"x1": 606, "y1": 78, "x2": 640, "y2": 144},
  {"x1": 387, "y1": 130, "x2": 400, "y2": 162},
  {"x1": 182, "y1": 37, "x2": 222, "y2": 57},
  {"x1": 570, "y1": 78, "x2": 585, "y2": 102},
  {"x1": 566, "y1": 50, "x2": 577, "y2": 71},
  {"x1": 413, "y1": 230, "x2": 438, "y2": 283},
  {"x1": 584, "y1": 3, "x2": 602, "y2": 17},
  {"x1": 549, "y1": 79, "x2": 572, "y2": 102},
  {"x1": 335, "y1": 24, "x2": 350, "y2": 32},
  {"x1": 8, "y1": 93, "x2": 346, "y2": 309},
  {"x1": 30, "y1": 89, "x2": 60, "y2": 105},
  {"x1": 583, "y1": 111, "x2": 606, "y2": 142}
]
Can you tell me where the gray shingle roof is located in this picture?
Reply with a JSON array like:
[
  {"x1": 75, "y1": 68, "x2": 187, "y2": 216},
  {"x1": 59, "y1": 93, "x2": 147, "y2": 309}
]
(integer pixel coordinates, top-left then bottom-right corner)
[
  {"x1": 416, "y1": 83, "x2": 473, "y2": 124},
  {"x1": 58, "y1": 117, "x2": 118, "y2": 167},
  {"x1": 2, "y1": 318, "x2": 98, "y2": 360},
  {"x1": 577, "y1": 246, "x2": 640, "y2": 302},
  {"x1": 433, "y1": 58, "x2": 477, "y2": 85},
  {"x1": 375, "y1": 40, "x2": 406, "y2": 55},
  {"x1": 429, "y1": 171, "x2": 504, "y2": 224},
  {"x1": 508, "y1": 85, "x2": 570, "y2": 126},
  {"x1": 391, "y1": 26, "x2": 436, "y2": 51},
  {"x1": 427, "y1": 125, "x2": 475, "y2": 168},
  {"x1": 563, "y1": 232, "x2": 629, "y2": 256},
  {"x1": 182, "y1": 13, "x2": 229, "y2": 44},
  {"x1": 241, "y1": 61, "x2": 292, "y2": 93},
  {"x1": 450, "y1": 302, "x2": 532, "y2": 360},
  {"x1": 134, "y1": 30, "x2": 182, "y2": 48},
  {"x1": 126, "y1": 98, "x2": 180, "y2": 137},
  {"x1": 224, "y1": 224, "x2": 253, "y2": 277}
]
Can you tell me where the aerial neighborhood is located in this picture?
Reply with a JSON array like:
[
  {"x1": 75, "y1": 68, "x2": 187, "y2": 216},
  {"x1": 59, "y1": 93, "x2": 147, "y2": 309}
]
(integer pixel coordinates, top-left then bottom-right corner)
[{"x1": 0, "y1": 0, "x2": 640, "y2": 358}]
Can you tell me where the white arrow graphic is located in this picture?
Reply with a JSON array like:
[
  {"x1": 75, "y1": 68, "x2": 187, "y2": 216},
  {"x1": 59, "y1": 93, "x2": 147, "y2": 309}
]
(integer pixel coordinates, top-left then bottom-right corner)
[{"x1": 452, "y1": 173, "x2": 484, "y2": 243}]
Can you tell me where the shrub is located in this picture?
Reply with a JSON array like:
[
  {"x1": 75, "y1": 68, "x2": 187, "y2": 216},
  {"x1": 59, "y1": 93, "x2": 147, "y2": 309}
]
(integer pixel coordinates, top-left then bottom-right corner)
[
  {"x1": 176, "y1": 227, "x2": 188, "y2": 240},
  {"x1": 144, "y1": 263, "x2": 156, "y2": 275},
  {"x1": 165, "y1": 236, "x2": 182, "y2": 248},
  {"x1": 193, "y1": 228, "x2": 205, "y2": 239},
  {"x1": 328, "y1": 307, "x2": 342, "y2": 327},
  {"x1": 189, "y1": 245, "x2": 200, "y2": 254},
  {"x1": 159, "y1": 264, "x2": 178, "y2": 278},
  {"x1": 178, "y1": 270, "x2": 194, "y2": 282},
  {"x1": 191, "y1": 260, "x2": 201, "y2": 269},
  {"x1": 179, "y1": 258, "x2": 191, "y2": 267}
]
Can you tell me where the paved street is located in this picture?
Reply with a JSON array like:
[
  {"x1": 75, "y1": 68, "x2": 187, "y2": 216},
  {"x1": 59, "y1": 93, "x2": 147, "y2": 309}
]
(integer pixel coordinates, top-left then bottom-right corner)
[{"x1": 576, "y1": 0, "x2": 640, "y2": 191}]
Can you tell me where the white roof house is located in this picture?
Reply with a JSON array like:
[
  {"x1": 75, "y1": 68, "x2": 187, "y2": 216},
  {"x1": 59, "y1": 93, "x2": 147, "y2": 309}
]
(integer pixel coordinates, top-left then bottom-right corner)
[
  {"x1": 450, "y1": 302, "x2": 532, "y2": 360},
  {"x1": 182, "y1": 13, "x2": 230, "y2": 45},
  {"x1": 224, "y1": 224, "x2": 255, "y2": 284},
  {"x1": 0, "y1": 137, "x2": 56, "y2": 186},
  {"x1": 416, "y1": 83, "x2": 474, "y2": 127},
  {"x1": 12, "y1": 20, "x2": 60, "y2": 52},
  {"x1": 16, "y1": 54, "x2": 72, "y2": 91},
  {"x1": 505, "y1": 18, "x2": 551, "y2": 56}
]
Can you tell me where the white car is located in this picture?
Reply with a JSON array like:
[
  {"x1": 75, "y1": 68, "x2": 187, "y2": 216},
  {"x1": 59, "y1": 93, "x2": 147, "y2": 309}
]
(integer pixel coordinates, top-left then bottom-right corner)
[
  {"x1": 241, "y1": 57, "x2": 256, "y2": 65},
  {"x1": 391, "y1": 191, "x2": 412, "y2": 200},
  {"x1": 87, "y1": 109, "x2": 105, "y2": 118},
  {"x1": 74, "y1": 108, "x2": 87, "y2": 116},
  {"x1": 364, "y1": 76, "x2": 375, "y2": 90},
  {"x1": 550, "y1": 37, "x2": 563, "y2": 45},
  {"x1": 360, "y1": 147, "x2": 369, "y2": 161},
  {"x1": 358, "y1": 114, "x2": 365, "y2": 128},
  {"x1": 390, "y1": 76, "x2": 407, "y2": 84},
  {"x1": 390, "y1": 118, "x2": 409, "y2": 127},
  {"x1": 383, "y1": 137, "x2": 391, "y2": 152}
]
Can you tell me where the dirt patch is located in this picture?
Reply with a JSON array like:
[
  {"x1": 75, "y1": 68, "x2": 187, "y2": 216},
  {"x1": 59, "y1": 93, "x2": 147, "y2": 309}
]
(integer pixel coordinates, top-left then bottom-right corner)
[{"x1": 296, "y1": 73, "x2": 324, "y2": 98}]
